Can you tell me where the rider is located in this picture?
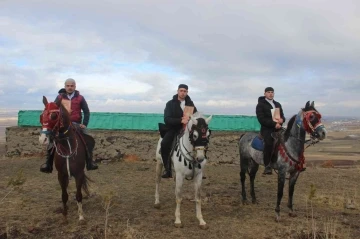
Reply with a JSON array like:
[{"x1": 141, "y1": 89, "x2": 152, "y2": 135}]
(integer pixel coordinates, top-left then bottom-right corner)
[
  {"x1": 256, "y1": 87, "x2": 285, "y2": 175},
  {"x1": 40, "y1": 78, "x2": 98, "y2": 173},
  {"x1": 161, "y1": 84, "x2": 197, "y2": 178}
]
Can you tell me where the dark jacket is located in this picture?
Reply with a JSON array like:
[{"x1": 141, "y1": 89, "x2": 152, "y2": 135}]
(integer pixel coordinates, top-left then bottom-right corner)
[
  {"x1": 55, "y1": 89, "x2": 90, "y2": 126},
  {"x1": 256, "y1": 96, "x2": 285, "y2": 134},
  {"x1": 164, "y1": 94, "x2": 197, "y2": 131}
]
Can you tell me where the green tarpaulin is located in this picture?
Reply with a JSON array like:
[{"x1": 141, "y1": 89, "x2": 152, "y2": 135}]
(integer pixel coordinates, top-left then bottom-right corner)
[{"x1": 18, "y1": 110, "x2": 260, "y2": 131}]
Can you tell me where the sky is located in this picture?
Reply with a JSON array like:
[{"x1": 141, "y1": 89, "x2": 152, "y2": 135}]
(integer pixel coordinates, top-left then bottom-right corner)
[{"x1": 1, "y1": 0, "x2": 360, "y2": 118}]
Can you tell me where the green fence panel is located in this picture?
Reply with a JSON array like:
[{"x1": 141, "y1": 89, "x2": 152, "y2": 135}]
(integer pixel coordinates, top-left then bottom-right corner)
[
  {"x1": 18, "y1": 111, "x2": 42, "y2": 127},
  {"x1": 18, "y1": 111, "x2": 260, "y2": 131}
]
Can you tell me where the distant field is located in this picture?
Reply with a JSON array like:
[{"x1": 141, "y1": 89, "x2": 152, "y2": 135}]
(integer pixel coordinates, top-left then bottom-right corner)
[{"x1": 0, "y1": 118, "x2": 17, "y2": 142}]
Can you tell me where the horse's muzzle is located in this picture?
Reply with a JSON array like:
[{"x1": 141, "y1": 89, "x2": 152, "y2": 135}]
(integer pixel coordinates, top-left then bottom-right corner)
[
  {"x1": 312, "y1": 125, "x2": 327, "y2": 140},
  {"x1": 39, "y1": 133, "x2": 49, "y2": 145},
  {"x1": 194, "y1": 146, "x2": 206, "y2": 161}
]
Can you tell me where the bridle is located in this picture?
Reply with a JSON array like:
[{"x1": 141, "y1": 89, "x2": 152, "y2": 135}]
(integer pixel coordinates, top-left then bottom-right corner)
[
  {"x1": 188, "y1": 122, "x2": 211, "y2": 151},
  {"x1": 40, "y1": 103, "x2": 77, "y2": 157},
  {"x1": 294, "y1": 109, "x2": 324, "y2": 141},
  {"x1": 40, "y1": 103, "x2": 72, "y2": 137},
  {"x1": 183, "y1": 118, "x2": 211, "y2": 158},
  {"x1": 302, "y1": 110, "x2": 324, "y2": 138}
]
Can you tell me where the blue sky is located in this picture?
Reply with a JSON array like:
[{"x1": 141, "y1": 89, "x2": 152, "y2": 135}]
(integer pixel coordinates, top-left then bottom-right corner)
[{"x1": 1, "y1": 0, "x2": 360, "y2": 117}]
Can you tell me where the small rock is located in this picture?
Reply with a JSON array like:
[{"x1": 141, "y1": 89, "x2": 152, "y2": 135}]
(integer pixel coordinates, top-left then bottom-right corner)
[{"x1": 344, "y1": 199, "x2": 356, "y2": 210}]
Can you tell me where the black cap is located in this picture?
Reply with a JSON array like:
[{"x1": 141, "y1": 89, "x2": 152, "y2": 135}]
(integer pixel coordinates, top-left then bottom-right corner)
[
  {"x1": 178, "y1": 84, "x2": 188, "y2": 90},
  {"x1": 265, "y1": 87, "x2": 274, "y2": 92}
]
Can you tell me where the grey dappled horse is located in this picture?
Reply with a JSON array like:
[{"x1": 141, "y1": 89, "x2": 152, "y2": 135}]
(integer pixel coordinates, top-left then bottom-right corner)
[
  {"x1": 239, "y1": 101, "x2": 326, "y2": 221},
  {"x1": 155, "y1": 112, "x2": 212, "y2": 229}
]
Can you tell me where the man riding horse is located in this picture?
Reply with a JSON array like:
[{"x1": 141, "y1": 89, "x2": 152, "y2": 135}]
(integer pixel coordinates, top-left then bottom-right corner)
[
  {"x1": 160, "y1": 84, "x2": 197, "y2": 178},
  {"x1": 256, "y1": 87, "x2": 286, "y2": 175},
  {"x1": 40, "y1": 78, "x2": 98, "y2": 173}
]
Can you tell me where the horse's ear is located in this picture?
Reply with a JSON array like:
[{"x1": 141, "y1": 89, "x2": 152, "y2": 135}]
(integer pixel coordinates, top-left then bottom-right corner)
[
  {"x1": 42, "y1": 96, "x2": 48, "y2": 106},
  {"x1": 305, "y1": 101, "x2": 310, "y2": 109},
  {"x1": 191, "y1": 117, "x2": 197, "y2": 125},
  {"x1": 310, "y1": 101, "x2": 315, "y2": 108},
  {"x1": 205, "y1": 115, "x2": 213, "y2": 125}
]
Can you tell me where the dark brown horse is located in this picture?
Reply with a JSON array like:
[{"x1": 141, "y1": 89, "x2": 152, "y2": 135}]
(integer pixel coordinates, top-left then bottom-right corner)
[{"x1": 39, "y1": 96, "x2": 93, "y2": 221}]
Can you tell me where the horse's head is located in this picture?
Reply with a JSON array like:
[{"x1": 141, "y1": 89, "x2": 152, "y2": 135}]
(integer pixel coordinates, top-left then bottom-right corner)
[
  {"x1": 296, "y1": 101, "x2": 327, "y2": 140},
  {"x1": 39, "y1": 96, "x2": 69, "y2": 145},
  {"x1": 186, "y1": 113, "x2": 212, "y2": 161}
]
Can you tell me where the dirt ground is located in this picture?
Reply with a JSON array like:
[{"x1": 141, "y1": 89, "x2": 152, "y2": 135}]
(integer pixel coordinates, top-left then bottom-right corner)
[{"x1": 0, "y1": 129, "x2": 360, "y2": 239}]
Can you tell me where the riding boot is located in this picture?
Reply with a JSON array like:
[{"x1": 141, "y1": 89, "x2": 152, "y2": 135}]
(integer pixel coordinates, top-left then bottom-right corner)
[
  {"x1": 262, "y1": 145, "x2": 273, "y2": 175},
  {"x1": 86, "y1": 149, "x2": 98, "y2": 171},
  {"x1": 161, "y1": 150, "x2": 172, "y2": 178},
  {"x1": 40, "y1": 148, "x2": 54, "y2": 173}
]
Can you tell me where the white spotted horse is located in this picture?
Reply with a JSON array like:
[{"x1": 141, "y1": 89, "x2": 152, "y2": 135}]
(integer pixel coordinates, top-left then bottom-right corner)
[{"x1": 154, "y1": 112, "x2": 212, "y2": 229}]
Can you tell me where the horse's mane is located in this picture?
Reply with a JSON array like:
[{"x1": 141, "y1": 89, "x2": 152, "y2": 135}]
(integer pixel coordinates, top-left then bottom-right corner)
[
  {"x1": 284, "y1": 114, "x2": 296, "y2": 141},
  {"x1": 58, "y1": 102, "x2": 71, "y2": 122}
]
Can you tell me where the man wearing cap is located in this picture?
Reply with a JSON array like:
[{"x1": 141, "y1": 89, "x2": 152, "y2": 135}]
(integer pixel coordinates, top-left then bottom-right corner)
[
  {"x1": 160, "y1": 84, "x2": 197, "y2": 178},
  {"x1": 256, "y1": 87, "x2": 285, "y2": 175},
  {"x1": 40, "y1": 78, "x2": 98, "y2": 173}
]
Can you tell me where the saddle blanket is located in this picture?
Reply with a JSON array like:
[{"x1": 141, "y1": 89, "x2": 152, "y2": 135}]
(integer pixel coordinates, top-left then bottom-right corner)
[{"x1": 251, "y1": 135, "x2": 264, "y2": 151}]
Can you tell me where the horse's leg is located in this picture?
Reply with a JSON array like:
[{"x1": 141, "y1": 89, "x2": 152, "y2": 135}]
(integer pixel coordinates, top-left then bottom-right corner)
[
  {"x1": 75, "y1": 172, "x2": 85, "y2": 221},
  {"x1": 174, "y1": 172, "x2": 184, "y2": 228},
  {"x1": 194, "y1": 171, "x2": 208, "y2": 229},
  {"x1": 240, "y1": 160, "x2": 248, "y2": 205},
  {"x1": 154, "y1": 159, "x2": 162, "y2": 209},
  {"x1": 58, "y1": 172, "x2": 69, "y2": 222},
  {"x1": 275, "y1": 167, "x2": 286, "y2": 222},
  {"x1": 249, "y1": 162, "x2": 259, "y2": 204},
  {"x1": 287, "y1": 171, "x2": 300, "y2": 217}
]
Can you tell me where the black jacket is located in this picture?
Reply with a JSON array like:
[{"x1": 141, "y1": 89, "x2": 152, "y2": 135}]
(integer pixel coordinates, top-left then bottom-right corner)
[
  {"x1": 256, "y1": 96, "x2": 285, "y2": 132},
  {"x1": 164, "y1": 94, "x2": 197, "y2": 130}
]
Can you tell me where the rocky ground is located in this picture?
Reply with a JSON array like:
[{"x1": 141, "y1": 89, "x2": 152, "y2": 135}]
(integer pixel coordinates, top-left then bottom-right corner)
[{"x1": 0, "y1": 122, "x2": 359, "y2": 239}]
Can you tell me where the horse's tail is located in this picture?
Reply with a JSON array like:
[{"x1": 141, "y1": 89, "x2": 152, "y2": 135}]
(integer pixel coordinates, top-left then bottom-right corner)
[
  {"x1": 238, "y1": 133, "x2": 246, "y2": 147},
  {"x1": 82, "y1": 174, "x2": 93, "y2": 196}
]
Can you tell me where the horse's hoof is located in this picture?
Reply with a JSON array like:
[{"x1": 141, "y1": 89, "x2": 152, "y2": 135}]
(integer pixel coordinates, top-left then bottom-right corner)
[
  {"x1": 174, "y1": 223, "x2": 183, "y2": 228},
  {"x1": 289, "y1": 212, "x2": 297, "y2": 217},
  {"x1": 275, "y1": 216, "x2": 281, "y2": 222},
  {"x1": 242, "y1": 200, "x2": 250, "y2": 205},
  {"x1": 252, "y1": 200, "x2": 258, "y2": 204},
  {"x1": 79, "y1": 215, "x2": 85, "y2": 221},
  {"x1": 199, "y1": 224, "x2": 208, "y2": 230},
  {"x1": 154, "y1": 203, "x2": 161, "y2": 209}
]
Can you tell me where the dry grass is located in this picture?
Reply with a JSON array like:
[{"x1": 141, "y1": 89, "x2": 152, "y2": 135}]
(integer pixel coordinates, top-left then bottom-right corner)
[
  {"x1": 120, "y1": 220, "x2": 148, "y2": 239},
  {"x1": 0, "y1": 157, "x2": 359, "y2": 239},
  {"x1": 1, "y1": 126, "x2": 360, "y2": 239}
]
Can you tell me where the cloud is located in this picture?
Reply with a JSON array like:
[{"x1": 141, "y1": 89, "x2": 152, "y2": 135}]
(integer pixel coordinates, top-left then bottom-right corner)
[{"x1": 1, "y1": 0, "x2": 360, "y2": 117}]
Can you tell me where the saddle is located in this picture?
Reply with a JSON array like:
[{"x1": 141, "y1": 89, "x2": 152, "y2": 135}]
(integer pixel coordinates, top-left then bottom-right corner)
[
  {"x1": 251, "y1": 129, "x2": 284, "y2": 163},
  {"x1": 251, "y1": 135, "x2": 264, "y2": 151}
]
